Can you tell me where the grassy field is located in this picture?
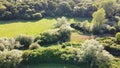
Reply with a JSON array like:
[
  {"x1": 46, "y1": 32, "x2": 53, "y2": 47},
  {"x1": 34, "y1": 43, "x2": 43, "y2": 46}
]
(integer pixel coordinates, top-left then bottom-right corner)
[
  {"x1": 0, "y1": 18, "x2": 56, "y2": 37},
  {"x1": 0, "y1": 18, "x2": 90, "y2": 38}
]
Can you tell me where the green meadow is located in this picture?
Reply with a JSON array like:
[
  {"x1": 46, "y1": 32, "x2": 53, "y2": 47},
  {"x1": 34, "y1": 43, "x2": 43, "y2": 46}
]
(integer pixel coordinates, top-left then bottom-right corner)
[
  {"x1": 0, "y1": 18, "x2": 56, "y2": 37},
  {"x1": 0, "y1": 18, "x2": 90, "y2": 38}
]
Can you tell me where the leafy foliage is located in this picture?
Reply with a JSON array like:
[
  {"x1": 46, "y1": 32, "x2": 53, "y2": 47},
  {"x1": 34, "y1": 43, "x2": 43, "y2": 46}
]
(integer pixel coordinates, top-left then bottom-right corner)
[
  {"x1": 0, "y1": 38, "x2": 21, "y2": 51},
  {"x1": 0, "y1": 0, "x2": 97, "y2": 20},
  {"x1": 98, "y1": 0, "x2": 116, "y2": 18},
  {"x1": 76, "y1": 39, "x2": 113, "y2": 68},
  {"x1": 91, "y1": 8, "x2": 107, "y2": 34},
  {"x1": 15, "y1": 35, "x2": 34, "y2": 49},
  {"x1": 70, "y1": 20, "x2": 91, "y2": 33},
  {"x1": 116, "y1": 32, "x2": 120, "y2": 43},
  {"x1": 96, "y1": 37, "x2": 120, "y2": 56},
  {"x1": 22, "y1": 47, "x2": 76, "y2": 64},
  {"x1": 54, "y1": 17, "x2": 69, "y2": 28},
  {"x1": 0, "y1": 49, "x2": 22, "y2": 68},
  {"x1": 29, "y1": 43, "x2": 40, "y2": 50},
  {"x1": 35, "y1": 26, "x2": 71, "y2": 45}
]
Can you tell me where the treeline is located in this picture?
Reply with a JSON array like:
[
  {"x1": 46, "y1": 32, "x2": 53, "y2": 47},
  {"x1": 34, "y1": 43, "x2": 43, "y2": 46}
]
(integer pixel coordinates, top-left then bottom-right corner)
[{"x1": 0, "y1": 0, "x2": 98, "y2": 20}]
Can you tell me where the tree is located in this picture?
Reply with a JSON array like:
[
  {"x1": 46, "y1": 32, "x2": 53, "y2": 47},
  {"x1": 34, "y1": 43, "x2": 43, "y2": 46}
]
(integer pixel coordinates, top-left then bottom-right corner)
[
  {"x1": 54, "y1": 17, "x2": 69, "y2": 28},
  {"x1": 56, "y1": 2, "x2": 72, "y2": 16},
  {"x1": 0, "y1": 2, "x2": 6, "y2": 12},
  {"x1": 0, "y1": 50, "x2": 22, "y2": 68},
  {"x1": 91, "y1": 8, "x2": 106, "y2": 34},
  {"x1": 77, "y1": 39, "x2": 113, "y2": 68},
  {"x1": 73, "y1": 6, "x2": 87, "y2": 17},
  {"x1": 98, "y1": 0, "x2": 116, "y2": 18},
  {"x1": 0, "y1": 3, "x2": 6, "y2": 19}
]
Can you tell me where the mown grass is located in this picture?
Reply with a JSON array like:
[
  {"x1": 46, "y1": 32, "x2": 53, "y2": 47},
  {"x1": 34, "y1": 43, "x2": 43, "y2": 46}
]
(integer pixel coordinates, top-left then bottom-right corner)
[
  {"x1": 0, "y1": 18, "x2": 90, "y2": 38},
  {"x1": 0, "y1": 18, "x2": 56, "y2": 37}
]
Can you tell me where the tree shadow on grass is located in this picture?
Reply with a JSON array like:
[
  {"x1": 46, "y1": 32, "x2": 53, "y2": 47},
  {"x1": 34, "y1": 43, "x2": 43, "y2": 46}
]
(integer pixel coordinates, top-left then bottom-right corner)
[
  {"x1": 0, "y1": 19, "x2": 38, "y2": 25},
  {"x1": 68, "y1": 17, "x2": 92, "y2": 22},
  {"x1": 0, "y1": 18, "x2": 55, "y2": 25}
]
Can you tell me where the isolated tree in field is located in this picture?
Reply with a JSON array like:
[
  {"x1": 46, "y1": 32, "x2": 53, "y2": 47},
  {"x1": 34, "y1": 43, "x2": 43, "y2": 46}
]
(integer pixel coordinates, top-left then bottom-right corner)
[{"x1": 91, "y1": 8, "x2": 106, "y2": 34}]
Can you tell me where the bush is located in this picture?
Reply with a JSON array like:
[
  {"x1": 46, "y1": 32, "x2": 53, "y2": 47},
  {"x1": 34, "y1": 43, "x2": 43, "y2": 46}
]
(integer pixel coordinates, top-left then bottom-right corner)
[
  {"x1": 118, "y1": 21, "x2": 120, "y2": 27},
  {"x1": 36, "y1": 29, "x2": 61, "y2": 45},
  {"x1": 70, "y1": 20, "x2": 91, "y2": 33},
  {"x1": 58, "y1": 26, "x2": 71, "y2": 42},
  {"x1": 115, "y1": 32, "x2": 120, "y2": 43},
  {"x1": 0, "y1": 38, "x2": 22, "y2": 51},
  {"x1": 91, "y1": 8, "x2": 107, "y2": 34},
  {"x1": 29, "y1": 43, "x2": 40, "y2": 50},
  {"x1": 61, "y1": 42, "x2": 81, "y2": 48},
  {"x1": 80, "y1": 20, "x2": 91, "y2": 32},
  {"x1": 109, "y1": 26, "x2": 116, "y2": 34},
  {"x1": 22, "y1": 50, "x2": 31, "y2": 62},
  {"x1": 54, "y1": 17, "x2": 69, "y2": 28},
  {"x1": 96, "y1": 37, "x2": 120, "y2": 56},
  {"x1": 35, "y1": 26, "x2": 71, "y2": 45},
  {"x1": 15, "y1": 35, "x2": 34, "y2": 49},
  {"x1": 22, "y1": 47, "x2": 76, "y2": 64},
  {"x1": 0, "y1": 50, "x2": 22, "y2": 68},
  {"x1": 32, "y1": 13, "x2": 42, "y2": 20},
  {"x1": 76, "y1": 40, "x2": 113, "y2": 68}
]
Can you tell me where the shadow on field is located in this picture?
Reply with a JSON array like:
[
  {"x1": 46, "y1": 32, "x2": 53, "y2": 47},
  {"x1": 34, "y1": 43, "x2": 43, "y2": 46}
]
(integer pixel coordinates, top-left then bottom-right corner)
[{"x1": 0, "y1": 18, "x2": 54, "y2": 25}]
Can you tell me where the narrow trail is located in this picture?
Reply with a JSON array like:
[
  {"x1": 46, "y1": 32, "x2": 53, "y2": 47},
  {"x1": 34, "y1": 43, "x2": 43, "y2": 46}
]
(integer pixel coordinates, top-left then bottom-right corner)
[{"x1": 71, "y1": 33, "x2": 96, "y2": 42}]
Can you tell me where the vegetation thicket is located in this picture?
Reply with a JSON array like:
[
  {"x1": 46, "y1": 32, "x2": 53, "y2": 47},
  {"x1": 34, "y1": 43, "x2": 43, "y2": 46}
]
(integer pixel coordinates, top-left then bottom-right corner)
[{"x1": 0, "y1": 0, "x2": 120, "y2": 68}]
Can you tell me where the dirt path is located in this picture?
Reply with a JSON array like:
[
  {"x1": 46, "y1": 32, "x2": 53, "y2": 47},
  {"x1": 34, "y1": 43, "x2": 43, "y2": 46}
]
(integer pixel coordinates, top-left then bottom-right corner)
[{"x1": 71, "y1": 33, "x2": 95, "y2": 42}]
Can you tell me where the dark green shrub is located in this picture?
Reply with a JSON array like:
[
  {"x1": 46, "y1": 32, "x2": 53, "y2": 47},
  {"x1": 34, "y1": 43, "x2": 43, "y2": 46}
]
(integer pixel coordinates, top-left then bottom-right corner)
[
  {"x1": 15, "y1": 35, "x2": 34, "y2": 49},
  {"x1": 58, "y1": 26, "x2": 71, "y2": 42},
  {"x1": 61, "y1": 42, "x2": 81, "y2": 48},
  {"x1": 80, "y1": 20, "x2": 91, "y2": 32},
  {"x1": 29, "y1": 43, "x2": 40, "y2": 50},
  {"x1": 36, "y1": 29, "x2": 61, "y2": 45},
  {"x1": 22, "y1": 50, "x2": 31, "y2": 62},
  {"x1": 96, "y1": 37, "x2": 120, "y2": 56},
  {"x1": 0, "y1": 44, "x2": 4, "y2": 51},
  {"x1": 2, "y1": 11, "x2": 13, "y2": 20},
  {"x1": 70, "y1": 21, "x2": 92, "y2": 34},
  {"x1": 109, "y1": 27, "x2": 116, "y2": 34},
  {"x1": 22, "y1": 47, "x2": 76, "y2": 64},
  {"x1": 115, "y1": 32, "x2": 120, "y2": 43},
  {"x1": 34, "y1": 35, "x2": 41, "y2": 42},
  {"x1": 96, "y1": 37, "x2": 116, "y2": 47},
  {"x1": 32, "y1": 13, "x2": 42, "y2": 20},
  {"x1": 35, "y1": 27, "x2": 71, "y2": 45},
  {"x1": 62, "y1": 42, "x2": 72, "y2": 48}
]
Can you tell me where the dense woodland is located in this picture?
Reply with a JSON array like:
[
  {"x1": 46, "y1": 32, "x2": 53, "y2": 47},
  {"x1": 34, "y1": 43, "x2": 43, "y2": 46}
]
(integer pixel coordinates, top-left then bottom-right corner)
[
  {"x1": 0, "y1": 0, "x2": 120, "y2": 68},
  {"x1": 0, "y1": 0, "x2": 98, "y2": 20},
  {"x1": 0, "y1": 0, "x2": 120, "y2": 20}
]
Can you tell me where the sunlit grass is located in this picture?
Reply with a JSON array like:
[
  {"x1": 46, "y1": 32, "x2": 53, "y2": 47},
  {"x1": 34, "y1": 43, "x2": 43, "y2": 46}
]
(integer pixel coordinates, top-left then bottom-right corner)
[
  {"x1": 0, "y1": 18, "x2": 90, "y2": 38},
  {"x1": 0, "y1": 18, "x2": 56, "y2": 38}
]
